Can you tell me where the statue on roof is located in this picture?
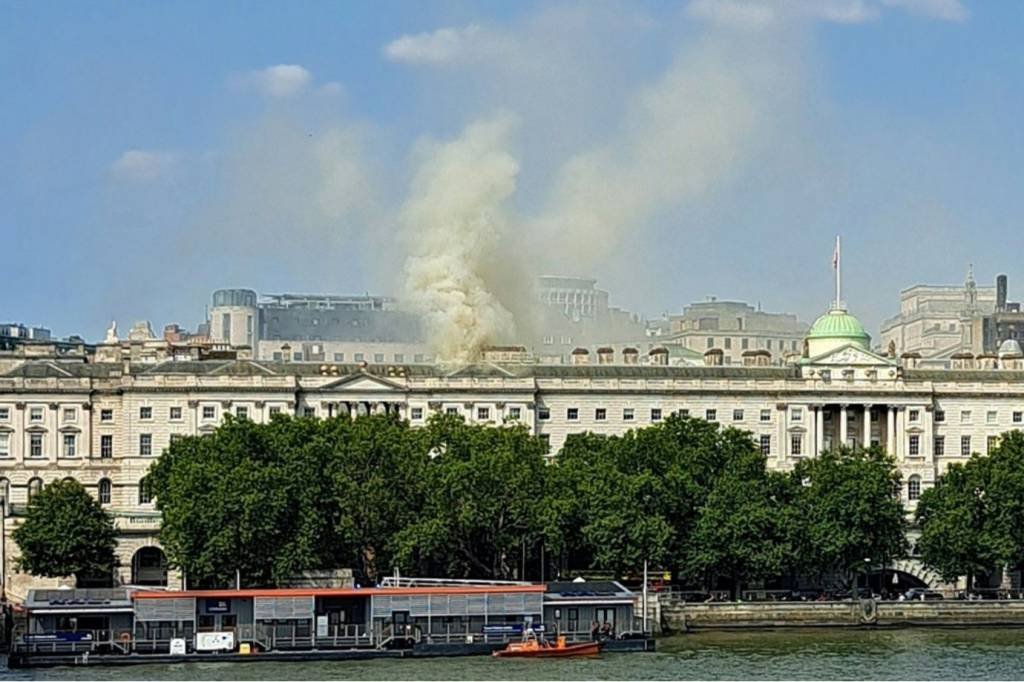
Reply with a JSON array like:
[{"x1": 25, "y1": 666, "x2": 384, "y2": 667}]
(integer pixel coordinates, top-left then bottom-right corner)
[{"x1": 104, "y1": 320, "x2": 119, "y2": 344}]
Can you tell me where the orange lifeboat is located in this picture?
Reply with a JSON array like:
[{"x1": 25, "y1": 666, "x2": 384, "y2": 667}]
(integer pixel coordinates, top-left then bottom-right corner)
[{"x1": 493, "y1": 634, "x2": 602, "y2": 658}]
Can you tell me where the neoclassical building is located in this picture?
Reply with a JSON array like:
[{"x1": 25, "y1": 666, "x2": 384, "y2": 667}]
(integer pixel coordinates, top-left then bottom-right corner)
[{"x1": 3, "y1": 301, "x2": 1024, "y2": 598}]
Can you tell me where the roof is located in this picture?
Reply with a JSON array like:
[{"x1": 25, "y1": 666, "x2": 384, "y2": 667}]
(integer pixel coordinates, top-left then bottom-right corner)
[
  {"x1": 545, "y1": 581, "x2": 633, "y2": 597},
  {"x1": 807, "y1": 308, "x2": 871, "y2": 346},
  {"x1": 25, "y1": 589, "x2": 133, "y2": 613},
  {"x1": 132, "y1": 585, "x2": 546, "y2": 600}
]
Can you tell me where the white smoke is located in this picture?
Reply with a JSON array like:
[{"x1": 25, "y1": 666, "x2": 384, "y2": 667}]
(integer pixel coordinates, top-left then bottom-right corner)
[{"x1": 401, "y1": 114, "x2": 521, "y2": 363}]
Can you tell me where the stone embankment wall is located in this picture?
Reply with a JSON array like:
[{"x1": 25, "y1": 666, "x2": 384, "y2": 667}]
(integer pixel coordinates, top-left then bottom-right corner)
[{"x1": 662, "y1": 600, "x2": 1024, "y2": 631}]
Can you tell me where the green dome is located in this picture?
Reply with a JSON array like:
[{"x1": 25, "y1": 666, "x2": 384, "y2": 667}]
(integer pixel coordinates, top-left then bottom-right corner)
[{"x1": 807, "y1": 308, "x2": 871, "y2": 347}]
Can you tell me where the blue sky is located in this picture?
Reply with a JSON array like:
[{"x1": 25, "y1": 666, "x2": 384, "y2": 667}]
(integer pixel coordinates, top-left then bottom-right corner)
[{"x1": 2, "y1": 0, "x2": 1021, "y2": 343}]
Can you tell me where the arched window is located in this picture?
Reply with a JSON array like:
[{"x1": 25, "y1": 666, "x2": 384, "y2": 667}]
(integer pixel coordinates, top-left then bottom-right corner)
[
  {"x1": 98, "y1": 478, "x2": 111, "y2": 505},
  {"x1": 27, "y1": 477, "x2": 43, "y2": 503},
  {"x1": 0, "y1": 478, "x2": 9, "y2": 514},
  {"x1": 908, "y1": 475, "x2": 922, "y2": 501},
  {"x1": 138, "y1": 478, "x2": 151, "y2": 505}
]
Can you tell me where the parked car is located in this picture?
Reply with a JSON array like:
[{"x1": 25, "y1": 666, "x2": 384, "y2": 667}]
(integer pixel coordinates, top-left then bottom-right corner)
[{"x1": 903, "y1": 588, "x2": 943, "y2": 601}]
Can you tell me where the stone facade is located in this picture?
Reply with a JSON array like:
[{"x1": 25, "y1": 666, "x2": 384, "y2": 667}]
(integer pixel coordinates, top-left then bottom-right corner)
[{"x1": 5, "y1": 305, "x2": 1024, "y2": 597}]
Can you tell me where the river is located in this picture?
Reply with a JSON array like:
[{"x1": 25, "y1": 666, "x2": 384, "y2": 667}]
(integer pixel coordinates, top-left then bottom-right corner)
[{"x1": 3, "y1": 629, "x2": 1024, "y2": 680}]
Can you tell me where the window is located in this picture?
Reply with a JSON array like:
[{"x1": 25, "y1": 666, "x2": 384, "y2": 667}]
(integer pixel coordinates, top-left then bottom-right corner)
[
  {"x1": 0, "y1": 478, "x2": 9, "y2": 512},
  {"x1": 908, "y1": 476, "x2": 921, "y2": 501},
  {"x1": 62, "y1": 408, "x2": 76, "y2": 423},
  {"x1": 394, "y1": 354, "x2": 405, "y2": 363},
  {"x1": 354, "y1": 353, "x2": 365, "y2": 362},
  {"x1": 446, "y1": 407, "x2": 459, "y2": 416},
  {"x1": 0, "y1": 433, "x2": 9, "y2": 458},
  {"x1": 508, "y1": 407, "x2": 521, "y2": 420},
  {"x1": 0, "y1": 407, "x2": 8, "y2": 421},
  {"x1": 987, "y1": 411, "x2": 998, "y2": 425},
  {"x1": 623, "y1": 408, "x2": 635, "y2": 421},
  {"x1": 98, "y1": 479, "x2": 111, "y2": 505},
  {"x1": 304, "y1": 407, "x2": 316, "y2": 417},
  {"x1": 29, "y1": 433, "x2": 43, "y2": 458},
  {"x1": 62, "y1": 433, "x2": 76, "y2": 458},
  {"x1": 961, "y1": 435, "x2": 972, "y2": 457},
  {"x1": 909, "y1": 410, "x2": 919, "y2": 423},
  {"x1": 414, "y1": 354, "x2": 424, "y2": 363},
  {"x1": 767, "y1": 339, "x2": 773, "y2": 350},
  {"x1": 169, "y1": 434, "x2": 182, "y2": 446},
  {"x1": 139, "y1": 434, "x2": 152, "y2": 457},
  {"x1": 272, "y1": 352, "x2": 283, "y2": 361},
  {"x1": 334, "y1": 353, "x2": 345, "y2": 362},
  {"x1": 909, "y1": 435, "x2": 920, "y2": 456},
  {"x1": 790, "y1": 434, "x2": 803, "y2": 456},
  {"x1": 679, "y1": 409, "x2": 690, "y2": 417},
  {"x1": 988, "y1": 435, "x2": 1000, "y2": 453},
  {"x1": 139, "y1": 406, "x2": 152, "y2": 420},
  {"x1": 269, "y1": 406, "x2": 281, "y2": 416},
  {"x1": 790, "y1": 408, "x2": 802, "y2": 422},
  {"x1": 411, "y1": 407, "x2": 424, "y2": 420},
  {"x1": 733, "y1": 409, "x2": 744, "y2": 422},
  {"x1": 742, "y1": 338, "x2": 749, "y2": 350},
  {"x1": 293, "y1": 352, "x2": 303, "y2": 361},
  {"x1": 169, "y1": 406, "x2": 182, "y2": 420},
  {"x1": 724, "y1": 337, "x2": 732, "y2": 349},
  {"x1": 236, "y1": 406, "x2": 249, "y2": 419},
  {"x1": 538, "y1": 407, "x2": 550, "y2": 420},
  {"x1": 202, "y1": 406, "x2": 216, "y2": 420},
  {"x1": 595, "y1": 408, "x2": 607, "y2": 421},
  {"x1": 934, "y1": 410, "x2": 945, "y2": 423},
  {"x1": 477, "y1": 407, "x2": 491, "y2": 421},
  {"x1": 139, "y1": 479, "x2": 151, "y2": 505},
  {"x1": 651, "y1": 408, "x2": 663, "y2": 422},
  {"x1": 934, "y1": 436, "x2": 945, "y2": 456},
  {"x1": 539, "y1": 434, "x2": 551, "y2": 452},
  {"x1": 567, "y1": 408, "x2": 579, "y2": 421},
  {"x1": 960, "y1": 410, "x2": 971, "y2": 424},
  {"x1": 1015, "y1": 412, "x2": 1023, "y2": 424},
  {"x1": 374, "y1": 354, "x2": 385, "y2": 363},
  {"x1": 30, "y1": 407, "x2": 43, "y2": 422},
  {"x1": 27, "y1": 478, "x2": 42, "y2": 502},
  {"x1": 760, "y1": 409, "x2": 772, "y2": 422},
  {"x1": 705, "y1": 409, "x2": 716, "y2": 422},
  {"x1": 759, "y1": 434, "x2": 771, "y2": 456},
  {"x1": 706, "y1": 337, "x2": 714, "y2": 349}
]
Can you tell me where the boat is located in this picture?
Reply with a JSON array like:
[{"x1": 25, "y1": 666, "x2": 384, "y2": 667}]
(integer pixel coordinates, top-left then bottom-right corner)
[{"x1": 493, "y1": 633, "x2": 602, "y2": 658}]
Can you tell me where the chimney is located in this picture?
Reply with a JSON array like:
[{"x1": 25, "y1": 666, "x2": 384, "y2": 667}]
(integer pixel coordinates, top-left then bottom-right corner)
[
  {"x1": 997, "y1": 274, "x2": 1008, "y2": 312},
  {"x1": 597, "y1": 347, "x2": 614, "y2": 365},
  {"x1": 570, "y1": 348, "x2": 590, "y2": 365},
  {"x1": 649, "y1": 347, "x2": 669, "y2": 366},
  {"x1": 622, "y1": 347, "x2": 639, "y2": 365}
]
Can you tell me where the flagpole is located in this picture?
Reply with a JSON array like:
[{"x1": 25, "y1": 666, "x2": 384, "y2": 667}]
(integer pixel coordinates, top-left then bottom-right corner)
[{"x1": 835, "y1": 235, "x2": 841, "y2": 309}]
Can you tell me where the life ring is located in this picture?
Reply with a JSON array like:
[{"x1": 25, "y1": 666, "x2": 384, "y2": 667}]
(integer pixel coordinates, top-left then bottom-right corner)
[{"x1": 119, "y1": 631, "x2": 132, "y2": 643}]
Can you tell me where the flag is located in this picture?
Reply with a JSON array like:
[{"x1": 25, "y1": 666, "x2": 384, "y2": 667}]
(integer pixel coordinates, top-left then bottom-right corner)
[{"x1": 832, "y1": 236, "x2": 840, "y2": 271}]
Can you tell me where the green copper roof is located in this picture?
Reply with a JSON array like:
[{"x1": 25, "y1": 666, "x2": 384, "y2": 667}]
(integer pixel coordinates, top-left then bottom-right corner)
[{"x1": 807, "y1": 308, "x2": 871, "y2": 343}]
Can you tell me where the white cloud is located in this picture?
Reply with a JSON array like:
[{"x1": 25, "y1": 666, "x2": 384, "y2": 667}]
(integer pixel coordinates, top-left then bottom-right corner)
[
  {"x1": 685, "y1": 0, "x2": 965, "y2": 28},
  {"x1": 239, "y1": 64, "x2": 313, "y2": 98},
  {"x1": 383, "y1": 25, "x2": 488, "y2": 65},
  {"x1": 110, "y1": 149, "x2": 181, "y2": 182},
  {"x1": 318, "y1": 81, "x2": 343, "y2": 96},
  {"x1": 880, "y1": 0, "x2": 968, "y2": 21}
]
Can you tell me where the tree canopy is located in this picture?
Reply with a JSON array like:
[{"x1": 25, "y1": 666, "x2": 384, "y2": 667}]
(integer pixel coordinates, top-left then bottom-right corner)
[{"x1": 13, "y1": 479, "x2": 118, "y2": 582}]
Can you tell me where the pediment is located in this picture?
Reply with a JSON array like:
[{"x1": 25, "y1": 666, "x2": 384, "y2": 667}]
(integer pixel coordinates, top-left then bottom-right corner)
[
  {"x1": 318, "y1": 372, "x2": 407, "y2": 393},
  {"x1": 807, "y1": 344, "x2": 894, "y2": 367}
]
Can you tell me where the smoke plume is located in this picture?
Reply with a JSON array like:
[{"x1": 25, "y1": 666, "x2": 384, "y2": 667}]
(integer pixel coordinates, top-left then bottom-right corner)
[{"x1": 401, "y1": 114, "x2": 521, "y2": 363}]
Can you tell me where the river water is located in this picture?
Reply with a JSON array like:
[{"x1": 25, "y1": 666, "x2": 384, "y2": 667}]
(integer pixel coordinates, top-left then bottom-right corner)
[{"x1": 4, "y1": 629, "x2": 1024, "y2": 680}]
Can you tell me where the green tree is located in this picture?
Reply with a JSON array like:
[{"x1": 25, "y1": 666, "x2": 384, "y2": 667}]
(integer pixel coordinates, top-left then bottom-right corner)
[
  {"x1": 13, "y1": 479, "x2": 118, "y2": 583},
  {"x1": 915, "y1": 457, "x2": 999, "y2": 589},
  {"x1": 793, "y1": 446, "x2": 909, "y2": 586},
  {"x1": 688, "y1": 451, "x2": 799, "y2": 597},
  {"x1": 393, "y1": 414, "x2": 547, "y2": 579},
  {"x1": 983, "y1": 431, "x2": 1024, "y2": 580}
]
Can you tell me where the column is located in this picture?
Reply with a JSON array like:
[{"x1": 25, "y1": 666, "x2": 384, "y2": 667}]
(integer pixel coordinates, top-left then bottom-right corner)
[
  {"x1": 863, "y1": 404, "x2": 873, "y2": 449},
  {"x1": 887, "y1": 406, "x2": 896, "y2": 455},
  {"x1": 82, "y1": 403, "x2": 92, "y2": 459},
  {"x1": 776, "y1": 403, "x2": 787, "y2": 459},
  {"x1": 815, "y1": 406, "x2": 824, "y2": 456},
  {"x1": 839, "y1": 405, "x2": 849, "y2": 448},
  {"x1": 896, "y1": 407, "x2": 907, "y2": 460},
  {"x1": 924, "y1": 406, "x2": 934, "y2": 462}
]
